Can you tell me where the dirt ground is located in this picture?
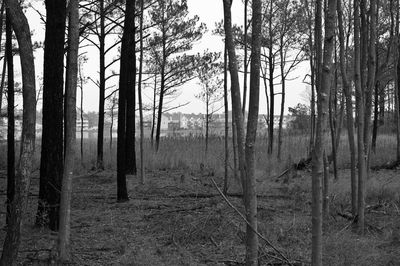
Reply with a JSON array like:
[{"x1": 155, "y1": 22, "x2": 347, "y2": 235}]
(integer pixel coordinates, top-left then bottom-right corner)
[{"x1": 0, "y1": 167, "x2": 399, "y2": 265}]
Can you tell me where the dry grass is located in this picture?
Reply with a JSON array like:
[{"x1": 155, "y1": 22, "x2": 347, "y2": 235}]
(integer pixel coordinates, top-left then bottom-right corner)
[{"x1": 0, "y1": 133, "x2": 399, "y2": 265}]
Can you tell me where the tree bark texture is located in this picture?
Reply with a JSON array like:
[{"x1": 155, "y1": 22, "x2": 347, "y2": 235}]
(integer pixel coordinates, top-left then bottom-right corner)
[
  {"x1": 6, "y1": 10, "x2": 14, "y2": 226},
  {"x1": 116, "y1": 0, "x2": 136, "y2": 202},
  {"x1": 37, "y1": 0, "x2": 66, "y2": 231},
  {"x1": 125, "y1": 0, "x2": 137, "y2": 175},
  {"x1": 138, "y1": 0, "x2": 145, "y2": 184},
  {"x1": 97, "y1": 0, "x2": 105, "y2": 170},
  {"x1": 354, "y1": 0, "x2": 367, "y2": 235},
  {"x1": 312, "y1": 0, "x2": 337, "y2": 264},
  {"x1": 58, "y1": 0, "x2": 79, "y2": 261},
  {"x1": 0, "y1": 0, "x2": 36, "y2": 264},
  {"x1": 244, "y1": 0, "x2": 262, "y2": 263},
  {"x1": 337, "y1": 0, "x2": 357, "y2": 216}
]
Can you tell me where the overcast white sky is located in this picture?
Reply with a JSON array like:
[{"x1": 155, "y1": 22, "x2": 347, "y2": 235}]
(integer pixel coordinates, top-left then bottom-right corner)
[{"x1": 18, "y1": 0, "x2": 309, "y2": 115}]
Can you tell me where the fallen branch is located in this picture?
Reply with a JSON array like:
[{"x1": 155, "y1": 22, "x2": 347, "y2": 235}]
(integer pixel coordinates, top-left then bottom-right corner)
[
  {"x1": 371, "y1": 160, "x2": 400, "y2": 171},
  {"x1": 208, "y1": 176, "x2": 293, "y2": 266}
]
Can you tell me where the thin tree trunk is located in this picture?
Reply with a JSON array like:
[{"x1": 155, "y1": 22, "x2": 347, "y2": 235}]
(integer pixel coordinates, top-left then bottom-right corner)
[
  {"x1": 125, "y1": 0, "x2": 137, "y2": 175},
  {"x1": 232, "y1": 118, "x2": 239, "y2": 183},
  {"x1": 242, "y1": 0, "x2": 248, "y2": 115},
  {"x1": 372, "y1": 80, "x2": 380, "y2": 153},
  {"x1": 277, "y1": 38, "x2": 285, "y2": 161},
  {"x1": 0, "y1": 2, "x2": 6, "y2": 113},
  {"x1": 138, "y1": 0, "x2": 145, "y2": 184},
  {"x1": 155, "y1": 90, "x2": 164, "y2": 152},
  {"x1": 354, "y1": 0, "x2": 367, "y2": 234},
  {"x1": 151, "y1": 74, "x2": 157, "y2": 147},
  {"x1": 206, "y1": 97, "x2": 209, "y2": 154},
  {"x1": 223, "y1": 0, "x2": 246, "y2": 195},
  {"x1": 338, "y1": 0, "x2": 357, "y2": 216},
  {"x1": 0, "y1": 0, "x2": 36, "y2": 263},
  {"x1": 312, "y1": 0, "x2": 337, "y2": 264},
  {"x1": 323, "y1": 151, "x2": 329, "y2": 218},
  {"x1": 223, "y1": 45, "x2": 229, "y2": 195},
  {"x1": 79, "y1": 58, "x2": 84, "y2": 161},
  {"x1": 244, "y1": 0, "x2": 262, "y2": 262},
  {"x1": 312, "y1": 0, "x2": 323, "y2": 261},
  {"x1": 364, "y1": 0, "x2": 377, "y2": 168},
  {"x1": 268, "y1": 5, "x2": 274, "y2": 155},
  {"x1": 0, "y1": 56, "x2": 7, "y2": 114},
  {"x1": 97, "y1": 0, "x2": 105, "y2": 170},
  {"x1": 395, "y1": 0, "x2": 400, "y2": 161},
  {"x1": 36, "y1": 0, "x2": 66, "y2": 231},
  {"x1": 58, "y1": 0, "x2": 78, "y2": 260},
  {"x1": 156, "y1": 4, "x2": 167, "y2": 152},
  {"x1": 6, "y1": 11, "x2": 14, "y2": 226},
  {"x1": 110, "y1": 95, "x2": 114, "y2": 150}
]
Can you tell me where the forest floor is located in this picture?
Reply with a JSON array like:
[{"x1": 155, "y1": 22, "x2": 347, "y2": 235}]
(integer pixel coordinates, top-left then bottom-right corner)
[{"x1": 0, "y1": 166, "x2": 399, "y2": 265}]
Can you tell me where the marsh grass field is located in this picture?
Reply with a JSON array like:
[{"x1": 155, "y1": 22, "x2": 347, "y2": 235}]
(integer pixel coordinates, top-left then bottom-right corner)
[{"x1": 0, "y1": 133, "x2": 399, "y2": 265}]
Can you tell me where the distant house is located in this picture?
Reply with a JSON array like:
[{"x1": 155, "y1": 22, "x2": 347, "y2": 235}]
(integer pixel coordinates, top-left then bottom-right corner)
[
  {"x1": 160, "y1": 114, "x2": 170, "y2": 130},
  {"x1": 181, "y1": 115, "x2": 188, "y2": 129},
  {"x1": 76, "y1": 117, "x2": 90, "y2": 131}
]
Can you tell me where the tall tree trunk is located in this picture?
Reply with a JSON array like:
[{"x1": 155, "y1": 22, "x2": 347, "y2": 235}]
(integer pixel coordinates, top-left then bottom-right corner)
[
  {"x1": 155, "y1": 90, "x2": 164, "y2": 152},
  {"x1": 116, "y1": 0, "x2": 136, "y2": 202},
  {"x1": 97, "y1": 0, "x2": 105, "y2": 170},
  {"x1": 394, "y1": 0, "x2": 400, "y2": 161},
  {"x1": 206, "y1": 97, "x2": 209, "y2": 153},
  {"x1": 244, "y1": 0, "x2": 262, "y2": 262},
  {"x1": 242, "y1": 0, "x2": 248, "y2": 115},
  {"x1": 223, "y1": 45, "x2": 229, "y2": 195},
  {"x1": 138, "y1": 0, "x2": 145, "y2": 184},
  {"x1": 224, "y1": 0, "x2": 260, "y2": 264},
  {"x1": 364, "y1": 0, "x2": 377, "y2": 165},
  {"x1": 155, "y1": 4, "x2": 167, "y2": 152},
  {"x1": 312, "y1": 0, "x2": 337, "y2": 264},
  {"x1": 37, "y1": 0, "x2": 66, "y2": 231},
  {"x1": 0, "y1": 2, "x2": 6, "y2": 113},
  {"x1": 303, "y1": 0, "x2": 316, "y2": 155},
  {"x1": 0, "y1": 56, "x2": 7, "y2": 115},
  {"x1": 268, "y1": 4, "x2": 274, "y2": 155},
  {"x1": 354, "y1": 0, "x2": 367, "y2": 235},
  {"x1": 232, "y1": 118, "x2": 239, "y2": 183},
  {"x1": 397, "y1": 42, "x2": 400, "y2": 161},
  {"x1": 151, "y1": 74, "x2": 157, "y2": 147},
  {"x1": 125, "y1": 0, "x2": 137, "y2": 175},
  {"x1": 0, "y1": 0, "x2": 36, "y2": 264},
  {"x1": 79, "y1": 57, "x2": 84, "y2": 161},
  {"x1": 110, "y1": 95, "x2": 115, "y2": 150},
  {"x1": 338, "y1": 0, "x2": 357, "y2": 216},
  {"x1": 312, "y1": 0, "x2": 323, "y2": 261},
  {"x1": 58, "y1": 0, "x2": 79, "y2": 260},
  {"x1": 277, "y1": 38, "x2": 285, "y2": 161},
  {"x1": 6, "y1": 11, "x2": 14, "y2": 226},
  {"x1": 223, "y1": 0, "x2": 246, "y2": 195},
  {"x1": 372, "y1": 80, "x2": 380, "y2": 153}
]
